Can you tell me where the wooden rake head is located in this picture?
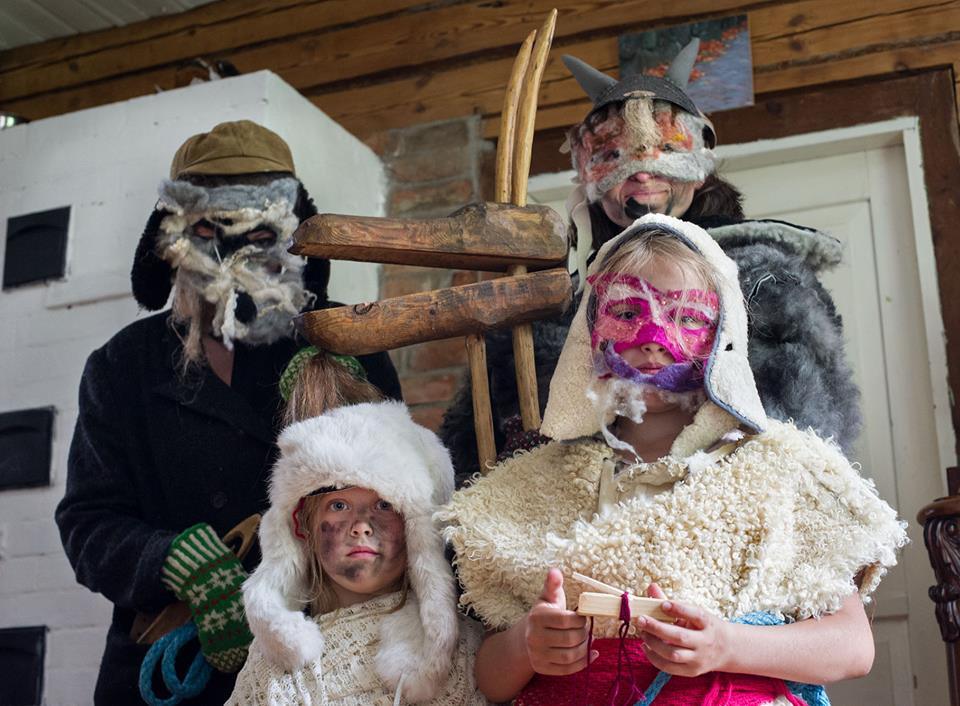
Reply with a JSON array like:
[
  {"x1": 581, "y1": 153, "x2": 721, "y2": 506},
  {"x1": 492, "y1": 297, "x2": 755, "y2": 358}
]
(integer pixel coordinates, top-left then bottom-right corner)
[{"x1": 291, "y1": 9, "x2": 566, "y2": 471}]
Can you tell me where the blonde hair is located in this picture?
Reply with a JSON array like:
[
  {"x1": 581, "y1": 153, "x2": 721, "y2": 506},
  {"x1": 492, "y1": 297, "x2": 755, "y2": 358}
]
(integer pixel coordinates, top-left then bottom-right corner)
[
  {"x1": 590, "y1": 227, "x2": 721, "y2": 362},
  {"x1": 283, "y1": 352, "x2": 384, "y2": 425},
  {"x1": 169, "y1": 284, "x2": 210, "y2": 375}
]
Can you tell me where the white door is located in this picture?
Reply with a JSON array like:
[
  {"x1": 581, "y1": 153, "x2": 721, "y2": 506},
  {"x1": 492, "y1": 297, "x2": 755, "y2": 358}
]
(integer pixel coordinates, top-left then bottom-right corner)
[
  {"x1": 528, "y1": 123, "x2": 954, "y2": 706},
  {"x1": 726, "y1": 144, "x2": 946, "y2": 706}
]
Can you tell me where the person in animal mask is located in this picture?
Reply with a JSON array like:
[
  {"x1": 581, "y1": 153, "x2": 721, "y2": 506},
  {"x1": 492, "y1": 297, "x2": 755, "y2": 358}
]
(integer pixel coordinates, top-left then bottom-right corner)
[
  {"x1": 440, "y1": 41, "x2": 859, "y2": 483},
  {"x1": 440, "y1": 215, "x2": 906, "y2": 705},
  {"x1": 56, "y1": 120, "x2": 401, "y2": 705}
]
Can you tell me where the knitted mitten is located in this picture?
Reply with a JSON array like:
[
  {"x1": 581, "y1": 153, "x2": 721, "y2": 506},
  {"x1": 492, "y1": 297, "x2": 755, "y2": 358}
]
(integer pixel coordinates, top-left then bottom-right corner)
[{"x1": 161, "y1": 523, "x2": 252, "y2": 672}]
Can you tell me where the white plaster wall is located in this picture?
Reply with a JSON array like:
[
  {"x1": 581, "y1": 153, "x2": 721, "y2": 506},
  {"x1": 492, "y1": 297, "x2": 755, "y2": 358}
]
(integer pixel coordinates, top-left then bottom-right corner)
[
  {"x1": 260, "y1": 75, "x2": 386, "y2": 302},
  {"x1": 0, "y1": 71, "x2": 384, "y2": 705}
]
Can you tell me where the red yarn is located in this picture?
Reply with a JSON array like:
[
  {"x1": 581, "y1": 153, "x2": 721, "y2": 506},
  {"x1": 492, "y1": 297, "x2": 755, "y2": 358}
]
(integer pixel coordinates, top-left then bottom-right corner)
[
  {"x1": 291, "y1": 497, "x2": 307, "y2": 540},
  {"x1": 515, "y1": 638, "x2": 808, "y2": 706}
]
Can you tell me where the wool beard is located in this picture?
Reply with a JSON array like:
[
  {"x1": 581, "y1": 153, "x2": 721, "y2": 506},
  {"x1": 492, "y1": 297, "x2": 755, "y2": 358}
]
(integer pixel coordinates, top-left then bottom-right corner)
[
  {"x1": 586, "y1": 375, "x2": 705, "y2": 458},
  {"x1": 154, "y1": 178, "x2": 312, "y2": 362}
]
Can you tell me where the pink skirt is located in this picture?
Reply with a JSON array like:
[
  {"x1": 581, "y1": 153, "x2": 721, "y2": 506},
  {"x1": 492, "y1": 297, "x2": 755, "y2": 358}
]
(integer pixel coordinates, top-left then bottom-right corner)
[{"x1": 514, "y1": 638, "x2": 807, "y2": 706}]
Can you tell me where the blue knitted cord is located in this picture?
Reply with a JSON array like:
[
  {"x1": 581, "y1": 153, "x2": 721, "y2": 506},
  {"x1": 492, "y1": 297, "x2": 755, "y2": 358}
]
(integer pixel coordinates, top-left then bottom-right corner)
[
  {"x1": 634, "y1": 670, "x2": 673, "y2": 706},
  {"x1": 139, "y1": 622, "x2": 213, "y2": 706},
  {"x1": 631, "y1": 612, "x2": 831, "y2": 706}
]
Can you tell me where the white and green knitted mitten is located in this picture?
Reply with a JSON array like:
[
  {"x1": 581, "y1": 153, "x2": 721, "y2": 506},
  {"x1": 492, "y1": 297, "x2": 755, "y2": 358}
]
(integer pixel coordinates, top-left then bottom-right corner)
[{"x1": 162, "y1": 523, "x2": 253, "y2": 672}]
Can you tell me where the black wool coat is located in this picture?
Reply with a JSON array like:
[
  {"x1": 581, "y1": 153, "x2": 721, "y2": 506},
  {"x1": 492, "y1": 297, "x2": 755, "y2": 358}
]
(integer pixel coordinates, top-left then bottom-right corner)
[{"x1": 55, "y1": 311, "x2": 401, "y2": 705}]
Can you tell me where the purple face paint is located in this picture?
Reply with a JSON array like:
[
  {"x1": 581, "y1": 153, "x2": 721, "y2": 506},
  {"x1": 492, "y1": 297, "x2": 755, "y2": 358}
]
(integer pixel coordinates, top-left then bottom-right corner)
[{"x1": 601, "y1": 346, "x2": 704, "y2": 392}]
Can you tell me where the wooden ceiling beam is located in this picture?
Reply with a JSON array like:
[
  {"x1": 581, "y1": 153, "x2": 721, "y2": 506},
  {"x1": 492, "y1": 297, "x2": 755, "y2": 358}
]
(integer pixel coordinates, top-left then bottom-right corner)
[
  {"x1": 0, "y1": 0, "x2": 304, "y2": 72},
  {"x1": 750, "y1": 0, "x2": 960, "y2": 66},
  {"x1": 0, "y1": 0, "x2": 431, "y2": 102},
  {"x1": 1, "y1": 0, "x2": 771, "y2": 105},
  {"x1": 4, "y1": 0, "x2": 959, "y2": 141}
]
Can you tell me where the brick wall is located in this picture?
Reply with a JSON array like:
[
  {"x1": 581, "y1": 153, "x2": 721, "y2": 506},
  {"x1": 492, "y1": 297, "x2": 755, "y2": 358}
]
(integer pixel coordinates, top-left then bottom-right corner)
[{"x1": 366, "y1": 116, "x2": 493, "y2": 431}]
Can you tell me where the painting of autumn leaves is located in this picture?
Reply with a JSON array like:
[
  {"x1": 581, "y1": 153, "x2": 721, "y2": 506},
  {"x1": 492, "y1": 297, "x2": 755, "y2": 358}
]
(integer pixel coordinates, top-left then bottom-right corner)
[{"x1": 620, "y1": 15, "x2": 754, "y2": 114}]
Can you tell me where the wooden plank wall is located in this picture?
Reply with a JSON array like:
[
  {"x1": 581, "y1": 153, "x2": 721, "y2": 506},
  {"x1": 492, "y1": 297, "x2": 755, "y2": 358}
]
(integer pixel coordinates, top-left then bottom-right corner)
[{"x1": 2, "y1": 0, "x2": 959, "y2": 142}]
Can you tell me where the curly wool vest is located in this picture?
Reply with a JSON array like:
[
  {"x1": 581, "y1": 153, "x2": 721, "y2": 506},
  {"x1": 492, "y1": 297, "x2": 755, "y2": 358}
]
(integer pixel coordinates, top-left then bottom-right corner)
[{"x1": 440, "y1": 419, "x2": 906, "y2": 638}]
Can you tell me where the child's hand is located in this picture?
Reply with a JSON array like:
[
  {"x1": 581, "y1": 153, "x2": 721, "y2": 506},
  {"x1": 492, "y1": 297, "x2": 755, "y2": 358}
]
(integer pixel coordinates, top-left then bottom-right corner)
[
  {"x1": 524, "y1": 569, "x2": 597, "y2": 676},
  {"x1": 636, "y1": 583, "x2": 732, "y2": 677}
]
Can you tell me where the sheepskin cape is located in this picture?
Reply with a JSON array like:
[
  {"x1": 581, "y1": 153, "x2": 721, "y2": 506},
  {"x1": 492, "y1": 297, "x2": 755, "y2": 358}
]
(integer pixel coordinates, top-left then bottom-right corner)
[
  {"x1": 242, "y1": 401, "x2": 466, "y2": 703},
  {"x1": 439, "y1": 414, "x2": 907, "y2": 635},
  {"x1": 228, "y1": 591, "x2": 487, "y2": 706}
]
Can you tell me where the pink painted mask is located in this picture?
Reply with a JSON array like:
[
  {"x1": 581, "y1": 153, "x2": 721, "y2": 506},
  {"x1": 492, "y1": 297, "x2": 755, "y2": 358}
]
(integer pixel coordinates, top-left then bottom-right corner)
[{"x1": 589, "y1": 273, "x2": 719, "y2": 365}]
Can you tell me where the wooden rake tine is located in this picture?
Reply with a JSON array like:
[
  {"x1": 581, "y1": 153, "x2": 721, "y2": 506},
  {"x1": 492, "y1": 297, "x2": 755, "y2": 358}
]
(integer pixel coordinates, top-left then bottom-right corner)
[
  {"x1": 495, "y1": 29, "x2": 535, "y2": 203},
  {"x1": 508, "y1": 9, "x2": 557, "y2": 433}
]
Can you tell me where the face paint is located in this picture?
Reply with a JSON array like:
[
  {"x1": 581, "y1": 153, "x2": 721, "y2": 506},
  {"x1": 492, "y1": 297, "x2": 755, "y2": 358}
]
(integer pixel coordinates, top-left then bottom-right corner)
[
  {"x1": 569, "y1": 100, "x2": 715, "y2": 204},
  {"x1": 154, "y1": 178, "x2": 311, "y2": 349},
  {"x1": 589, "y1": 272, "x2": 718, "y2": 393},
  {"x1": 306, "y1": 487, "x2": 406, "y2": 605}
]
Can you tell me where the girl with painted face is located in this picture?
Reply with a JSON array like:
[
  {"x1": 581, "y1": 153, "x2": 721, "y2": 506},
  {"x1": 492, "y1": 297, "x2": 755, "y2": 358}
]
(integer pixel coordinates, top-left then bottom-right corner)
[
  {"x1": 227, "y1": 354, "x2": 487, "y2": 706},
  {"x1": 440, "y1": 215, "x2": 907, "y2": 705}
]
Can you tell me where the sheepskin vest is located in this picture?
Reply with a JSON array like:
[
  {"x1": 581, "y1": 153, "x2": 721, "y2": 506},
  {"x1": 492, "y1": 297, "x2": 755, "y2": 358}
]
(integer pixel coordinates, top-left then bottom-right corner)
[
  {"x1": 440, "y1": 419, "x2": 906, "y2": 637},
  {"x1": 227, "y1": 592, "x2": 487, "y2": 706}
]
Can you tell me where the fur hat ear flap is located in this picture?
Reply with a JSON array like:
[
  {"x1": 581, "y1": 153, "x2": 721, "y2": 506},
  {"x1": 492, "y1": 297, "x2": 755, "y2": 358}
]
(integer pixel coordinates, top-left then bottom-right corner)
[
  {"x1": 301, "y1": 258, "x2": 330, "y2": 308},
  {"x1": 131, "y1": 209, "x2": 174, "y2": 310},
  {"x1": 242, "y1": 499, "x2": 325, "y2": 671},
  {"x1": 294, "y1": 181, "x2": 330, "y2": 306},
  {"x1": 374, "y1": 514, "x2": 459, "y2": 702}
]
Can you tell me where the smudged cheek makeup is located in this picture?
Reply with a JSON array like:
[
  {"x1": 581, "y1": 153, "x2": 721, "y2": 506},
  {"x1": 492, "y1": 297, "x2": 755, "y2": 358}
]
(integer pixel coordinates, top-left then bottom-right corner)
[{"x1": 316, "y1": 512, "x2": 406, "y2": 589}]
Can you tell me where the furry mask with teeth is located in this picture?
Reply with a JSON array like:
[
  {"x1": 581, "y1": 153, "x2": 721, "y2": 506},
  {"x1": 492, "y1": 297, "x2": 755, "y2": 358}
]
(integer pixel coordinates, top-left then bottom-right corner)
[{"x1": 154, "y1": 177, "x2": 311, "y2": 351}]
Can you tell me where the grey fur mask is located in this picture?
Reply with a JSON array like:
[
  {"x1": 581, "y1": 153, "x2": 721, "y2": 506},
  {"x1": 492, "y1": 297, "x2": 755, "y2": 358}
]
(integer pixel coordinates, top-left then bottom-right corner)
[
  {"x1": 155, "y1": 178, "x2": 312, "y2": 349},
  {"x1": 569, "y1": 99, "x2": 715, "y2": 203}
]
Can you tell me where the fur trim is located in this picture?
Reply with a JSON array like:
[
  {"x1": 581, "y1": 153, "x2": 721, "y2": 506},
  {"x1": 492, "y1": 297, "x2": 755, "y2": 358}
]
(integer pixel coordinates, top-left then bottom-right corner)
[
  {"x1": 131, "y1": 209, "x2": 175, "y2": 310},
  {"x1": 710, "y1": 219, "x2": 842, "y2": 273},
  {"x1": 158, "y1": 178, "x2": 300, "y2": 216},
  {"x1": 243, "y1": 401, "x2": 458, "y2": 701}
]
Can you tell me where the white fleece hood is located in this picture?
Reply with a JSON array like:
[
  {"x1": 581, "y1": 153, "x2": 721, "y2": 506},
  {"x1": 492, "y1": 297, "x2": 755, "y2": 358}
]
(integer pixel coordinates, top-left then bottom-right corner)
[
  {"x1": 243, "y1": 401, "x2": 459, "y2": 703},
  {"x1": 542, "y1": 213, "x2": 767, "y2": 443}
]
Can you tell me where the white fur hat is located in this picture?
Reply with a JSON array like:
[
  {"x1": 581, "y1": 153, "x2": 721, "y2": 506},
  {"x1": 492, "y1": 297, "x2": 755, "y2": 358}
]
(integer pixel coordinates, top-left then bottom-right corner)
[
  {"x1": 542, "y1": 213, "x2": 767, "y2": 440},
  {"x1": 243, "y1": 400, "x2": 459, "y2": 702}
]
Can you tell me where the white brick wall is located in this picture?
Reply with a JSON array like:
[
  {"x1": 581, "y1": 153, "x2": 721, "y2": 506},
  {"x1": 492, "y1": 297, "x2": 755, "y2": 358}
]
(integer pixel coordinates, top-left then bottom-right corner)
[{"x1": 0, "y1": 72, "x2": 385, "y2": 705}]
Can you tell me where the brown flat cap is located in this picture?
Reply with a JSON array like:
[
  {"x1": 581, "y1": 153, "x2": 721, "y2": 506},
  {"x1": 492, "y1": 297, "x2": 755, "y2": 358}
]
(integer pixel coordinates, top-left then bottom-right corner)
[{"x1": 170, "y1": 120, "x2": 295, "y2": 179}]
